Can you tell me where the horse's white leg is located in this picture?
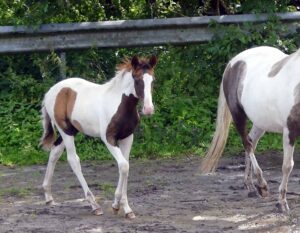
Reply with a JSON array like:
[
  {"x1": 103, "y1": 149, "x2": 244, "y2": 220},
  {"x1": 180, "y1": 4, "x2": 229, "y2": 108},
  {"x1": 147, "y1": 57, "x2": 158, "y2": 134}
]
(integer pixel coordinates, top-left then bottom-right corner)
[
  {"x1": 117, "y1": 134, "x2": 135, "y2": 219},
  {"x1": 42, "y1": 140, "x2": 65, "y2": 205},
  {"x1": 277, "y1": 128, "x2": 294, "y2": 213},
  {"x1": 245, "y1": 126, "x2": 265, "y2": 197},
  {"x1": 104, "y1": 141, "x2": 134, "y2": 218},
  {"x1": 62, "y1": 134, "x2": 102, "y2": 215},
  {"x1": 249, "y1": 151, "x2": 269, "y2": 197}
]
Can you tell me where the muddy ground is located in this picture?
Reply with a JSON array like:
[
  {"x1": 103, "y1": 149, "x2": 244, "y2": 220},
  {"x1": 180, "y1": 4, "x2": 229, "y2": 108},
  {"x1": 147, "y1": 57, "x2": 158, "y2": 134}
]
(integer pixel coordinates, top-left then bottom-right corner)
[{"x1": 1, "y1": 151, "x2": 300, "y2": 233}]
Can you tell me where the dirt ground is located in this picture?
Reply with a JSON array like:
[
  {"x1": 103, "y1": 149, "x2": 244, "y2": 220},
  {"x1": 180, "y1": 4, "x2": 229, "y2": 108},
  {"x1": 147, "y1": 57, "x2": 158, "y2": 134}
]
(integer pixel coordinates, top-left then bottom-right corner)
[{"x1": 1, "y1": 151, "x2": 300, "y2": 233}]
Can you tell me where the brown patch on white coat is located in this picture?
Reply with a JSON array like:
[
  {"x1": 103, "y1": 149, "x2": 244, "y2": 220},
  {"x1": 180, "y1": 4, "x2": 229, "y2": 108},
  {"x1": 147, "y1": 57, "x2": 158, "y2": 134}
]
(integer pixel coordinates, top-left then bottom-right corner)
[
  {"x1": 268, "y1": 53, "x2": 295, "y2": 78},
  {"x1": 54, "y1": 87, "x2": 83, "y2": 136}
]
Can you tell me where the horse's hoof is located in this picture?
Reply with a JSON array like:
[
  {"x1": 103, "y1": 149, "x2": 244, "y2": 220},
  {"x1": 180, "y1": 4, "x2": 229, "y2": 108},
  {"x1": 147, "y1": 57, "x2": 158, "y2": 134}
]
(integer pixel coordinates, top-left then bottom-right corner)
[
  {"x1": 92, "y1": 207, "x2": 103, "y2": 216},
  {"x1": 255, "y1": 184, "x2": 269, "y2": 197},
  {"x1": 248, "y1": 190, "x2": 259, "y2": 198},
  {"x1": 125, "y1": 212, "x2": 136, "y2": 219},
  {"x1": 275, "y1": 203, "x2": 290, "y2": 214},
  {"x1": 112, "y1": 207, "x2": 119, "y2": 215}
]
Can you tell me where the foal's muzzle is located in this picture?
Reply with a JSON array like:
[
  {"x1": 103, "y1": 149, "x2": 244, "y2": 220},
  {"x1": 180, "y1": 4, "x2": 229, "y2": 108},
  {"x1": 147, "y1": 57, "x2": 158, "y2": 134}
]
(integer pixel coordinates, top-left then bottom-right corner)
[{"x1": 142, "y1": 105, "x2": 154, "y2": 116}]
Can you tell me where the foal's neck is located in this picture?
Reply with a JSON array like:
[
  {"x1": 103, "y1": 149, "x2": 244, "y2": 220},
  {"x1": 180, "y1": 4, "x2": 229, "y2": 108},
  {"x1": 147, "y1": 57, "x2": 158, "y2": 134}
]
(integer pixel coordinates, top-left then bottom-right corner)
[{"x1": 109, "y1": 69, "x2": 136, "y2": 97}]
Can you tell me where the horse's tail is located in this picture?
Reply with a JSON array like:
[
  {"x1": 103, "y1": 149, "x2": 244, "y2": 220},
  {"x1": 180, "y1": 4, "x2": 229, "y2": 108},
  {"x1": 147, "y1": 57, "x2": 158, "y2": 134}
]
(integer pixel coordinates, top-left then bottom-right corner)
[
  {"x1": 200, "y1": 82, "x2": 232, "y2": 174},
  {"x1": 40, "y1": 104, "x2": 55, "y2": 151}
]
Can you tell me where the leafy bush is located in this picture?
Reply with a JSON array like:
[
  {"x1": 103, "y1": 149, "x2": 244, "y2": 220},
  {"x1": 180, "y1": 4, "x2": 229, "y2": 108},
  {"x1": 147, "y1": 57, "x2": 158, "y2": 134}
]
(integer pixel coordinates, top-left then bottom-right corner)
[{"x1": 0, "y1": 1, "x2": 299, "y2": 165}]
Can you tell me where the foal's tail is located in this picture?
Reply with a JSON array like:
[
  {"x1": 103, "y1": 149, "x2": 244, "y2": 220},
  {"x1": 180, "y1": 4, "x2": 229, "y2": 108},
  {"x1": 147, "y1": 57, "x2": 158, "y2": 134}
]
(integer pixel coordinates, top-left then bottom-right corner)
[
  {"x1": 200, "y1": 82, "x2": 232, "y2": 174},
  {"x1": 40, "y1": 104, "x2": 55, "y2": 151}
]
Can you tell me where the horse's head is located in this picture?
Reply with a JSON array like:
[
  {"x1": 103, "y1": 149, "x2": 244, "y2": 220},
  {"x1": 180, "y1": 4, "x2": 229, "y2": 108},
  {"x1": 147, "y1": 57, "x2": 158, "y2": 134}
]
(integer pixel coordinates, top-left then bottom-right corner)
[{"x1": 131, "y1": 55, "x2": 157, "y2": 116}]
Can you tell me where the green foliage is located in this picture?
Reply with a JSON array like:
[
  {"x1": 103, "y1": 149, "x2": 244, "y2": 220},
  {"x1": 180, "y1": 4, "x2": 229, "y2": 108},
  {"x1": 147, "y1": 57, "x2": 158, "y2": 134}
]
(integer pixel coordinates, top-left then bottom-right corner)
[
  {"x1": 239, "y1": 0, "x2": 292, "y2": 13},
  {"x1": 0, "y1": 1, "x2": 299, "y2": 165}
]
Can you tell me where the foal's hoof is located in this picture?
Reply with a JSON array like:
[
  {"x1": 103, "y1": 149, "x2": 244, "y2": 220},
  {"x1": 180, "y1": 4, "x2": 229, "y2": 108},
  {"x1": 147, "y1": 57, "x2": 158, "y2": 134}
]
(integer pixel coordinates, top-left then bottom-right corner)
[
  {"x1": 92, "y1": 207, "x2": 103, "y2": 216},
  {"x1": 125, "y1": 212, "x2": 136, "y2": 219},
  {"x1": 112, "y1": 207, "x2": 119, "y2": 215},
  {"x1": 255, "y1": 184, "x2": 269, "y2": 197},
  {"x1": 45, "y1": 200, "x2": 56, "y2": 206},
  {"x1": 275, "y1": 203, "x2": 290, "y2": 214}
]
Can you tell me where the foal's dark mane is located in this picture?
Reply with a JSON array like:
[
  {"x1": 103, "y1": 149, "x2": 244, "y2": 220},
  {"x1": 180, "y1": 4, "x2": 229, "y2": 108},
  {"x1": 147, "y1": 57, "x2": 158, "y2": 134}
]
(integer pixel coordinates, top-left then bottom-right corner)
[{"x1": 116, "y1": 57, "x2": 152, "y2": 72}]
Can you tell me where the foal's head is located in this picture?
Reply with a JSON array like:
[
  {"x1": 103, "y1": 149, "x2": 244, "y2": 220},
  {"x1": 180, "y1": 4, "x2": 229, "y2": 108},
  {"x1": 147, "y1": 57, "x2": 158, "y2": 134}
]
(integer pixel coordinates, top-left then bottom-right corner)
[{"x1": 130, "y1": 55, "x2": 157, "y2": 116}]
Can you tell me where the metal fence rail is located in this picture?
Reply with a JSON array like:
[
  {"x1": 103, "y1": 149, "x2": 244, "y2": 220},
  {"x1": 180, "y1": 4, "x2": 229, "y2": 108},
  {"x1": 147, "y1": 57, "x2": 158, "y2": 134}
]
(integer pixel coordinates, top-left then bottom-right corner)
[{"x1": 1, "y1": 12, "x2": 300, "y2": 54}]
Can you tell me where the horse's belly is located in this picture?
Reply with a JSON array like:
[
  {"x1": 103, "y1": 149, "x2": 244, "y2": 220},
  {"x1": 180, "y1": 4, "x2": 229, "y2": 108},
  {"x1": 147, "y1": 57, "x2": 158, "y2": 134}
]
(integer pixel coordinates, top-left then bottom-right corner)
[
  {"x1": 245, "y1": 107, "x2": 283, "y2": 133},
  {"x1": 241, "y1": 81, "x2": 293, "y2": 133},
  {"x1": 71, "y1": 112, "x2": 101, "y2": 137},
  {"x1": 71, "y1": 97, "x2": 103, "y2": 137}
]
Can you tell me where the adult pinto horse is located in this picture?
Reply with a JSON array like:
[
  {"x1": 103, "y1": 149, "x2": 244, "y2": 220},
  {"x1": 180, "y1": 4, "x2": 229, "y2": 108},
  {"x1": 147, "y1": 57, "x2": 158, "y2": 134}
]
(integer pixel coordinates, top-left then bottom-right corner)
[
  {"x1": 40, "y1": 55, "x2": 157, "y2": 219},
  {"x1": 201, "y1": 46, "x2": 300, "y2": 213}
]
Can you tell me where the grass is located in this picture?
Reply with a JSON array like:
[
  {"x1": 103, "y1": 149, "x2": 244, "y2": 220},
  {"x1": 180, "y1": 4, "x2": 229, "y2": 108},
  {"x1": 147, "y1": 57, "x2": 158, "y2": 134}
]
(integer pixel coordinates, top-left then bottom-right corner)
[
  {"x1": 99, "y1": 183, "x2": 115, "y2": 199},
  {"x1": 0, "y1": 187, "x2": 33, "y2": 199}
]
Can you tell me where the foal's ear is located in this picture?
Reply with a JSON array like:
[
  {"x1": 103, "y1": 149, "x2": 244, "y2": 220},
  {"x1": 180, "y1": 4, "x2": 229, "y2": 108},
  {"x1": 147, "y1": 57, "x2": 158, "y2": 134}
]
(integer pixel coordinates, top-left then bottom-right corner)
[
  {"x1": 149, "y1": 55, "x2": 157, "y2": 68},
  {"x1": 131, "y1": 56, "x2": 139, "y2": 70}
]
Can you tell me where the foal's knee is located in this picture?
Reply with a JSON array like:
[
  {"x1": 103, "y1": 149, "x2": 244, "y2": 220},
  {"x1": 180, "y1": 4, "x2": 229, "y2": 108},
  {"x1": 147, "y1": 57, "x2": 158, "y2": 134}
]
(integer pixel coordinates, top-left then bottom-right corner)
[
  {"x1": 42, "y1": 183, "x2": 50, "y2": 192},
  {"x1": 282, "y1": 160, "x2": 294, "y2": 174},
  {"x1": 67, "y1": 154, "x2": 80, "y2": 164},
  {"x1": 119, "y1": 160, "x2": 129, "y2": 175}
]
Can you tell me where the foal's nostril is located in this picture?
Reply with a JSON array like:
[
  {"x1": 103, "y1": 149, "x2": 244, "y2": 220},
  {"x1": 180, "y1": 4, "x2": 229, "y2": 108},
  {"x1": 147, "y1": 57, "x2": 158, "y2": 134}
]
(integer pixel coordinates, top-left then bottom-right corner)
[{"x1": 143, "y1": 106, "x2": 154, "y2": 115}]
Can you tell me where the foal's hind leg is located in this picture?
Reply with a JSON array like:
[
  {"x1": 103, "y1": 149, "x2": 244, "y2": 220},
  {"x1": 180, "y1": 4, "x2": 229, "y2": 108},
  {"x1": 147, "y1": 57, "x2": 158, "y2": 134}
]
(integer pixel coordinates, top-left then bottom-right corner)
[
  {"x1": 62, "y1": 133, "x2": 102, "y2": 215},
  {"x1": 246, "y1": 126, "x2": 269, "y2": 197},
  {"x1": 276, "y1": 128, "x2": 295, "y2": 213},
  {"x1": 42, "y1": 138, "x2": 65, "y2": 205}
]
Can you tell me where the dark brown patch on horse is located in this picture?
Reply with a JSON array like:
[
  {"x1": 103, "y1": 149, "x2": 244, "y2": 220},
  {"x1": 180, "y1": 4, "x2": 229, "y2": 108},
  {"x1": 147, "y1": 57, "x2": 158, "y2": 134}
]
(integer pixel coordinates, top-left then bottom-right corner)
[
  {"x1": 40, "y1": 108, "x2": 56, "y2": 150},
  {"x1": 106, "y1": 94, "x2": 140, "y2": 146},
  {"x1": 268, "y1": 53, "x2": 294, "y2": 78},
  {"x1": 223, "y1": 60, "x2": 252, "y2": 152},
  {"x1": 53, "y1": 136, "x2": 63, "y2": 146},
  {"x1": 54, "y1": 87, "x2": 78, "y2": 136},
  {"x1": 72, "y1": 120, "x2": 83, "y2": 132},
  {"x1": 287, "y1": 83, "x2": 300, "y2": 145}
]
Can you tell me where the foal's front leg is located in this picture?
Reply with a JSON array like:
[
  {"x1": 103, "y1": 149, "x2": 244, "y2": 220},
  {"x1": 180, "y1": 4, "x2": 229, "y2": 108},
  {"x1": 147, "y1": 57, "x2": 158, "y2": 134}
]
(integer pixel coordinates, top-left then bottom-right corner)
[
  {"x1": 104, "y1": 137, "x2": 135, "y2": 219},
  {"x1": 118, "y1": 135, "x2": 135, "y2": 218}
]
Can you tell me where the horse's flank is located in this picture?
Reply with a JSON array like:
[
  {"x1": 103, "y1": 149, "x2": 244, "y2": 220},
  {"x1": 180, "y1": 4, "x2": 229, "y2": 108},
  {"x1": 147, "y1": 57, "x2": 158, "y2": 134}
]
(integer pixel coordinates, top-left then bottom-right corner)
[{"x1": 54, "y1": 87, "x2": 80, "y2": 136}]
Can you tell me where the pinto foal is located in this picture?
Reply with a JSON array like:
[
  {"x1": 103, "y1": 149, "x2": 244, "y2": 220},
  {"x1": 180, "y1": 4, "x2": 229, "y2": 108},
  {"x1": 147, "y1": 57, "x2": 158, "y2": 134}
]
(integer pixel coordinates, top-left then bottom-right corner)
[{"x1": 40, "y1": 55, "x2": 157, "y2": 218}]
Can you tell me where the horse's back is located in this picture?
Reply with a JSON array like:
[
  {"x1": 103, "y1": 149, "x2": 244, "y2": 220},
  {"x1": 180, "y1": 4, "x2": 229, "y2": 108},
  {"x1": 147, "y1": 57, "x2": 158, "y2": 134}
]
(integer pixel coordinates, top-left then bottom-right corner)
[
  {"x1": 43, "y1": 78, "x2": 105, "y2": 137},
  {"x1": 225, "y1": 46, "x2": 300, "y2": 132},
  {"x1": 46, "y1": 78, "x2": 98, "y2": 95}
]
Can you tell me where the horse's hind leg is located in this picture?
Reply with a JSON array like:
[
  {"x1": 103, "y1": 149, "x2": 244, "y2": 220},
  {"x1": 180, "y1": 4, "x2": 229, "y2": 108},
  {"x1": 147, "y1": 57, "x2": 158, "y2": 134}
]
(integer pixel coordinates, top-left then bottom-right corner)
[
  {"x1": 276, "y1": 128, "x2": 294, "y2": 213},
  {"x1": 223, "y1": 61, "x2": 268, "y2": 197},
  {"x1": 246, "y1": 126, "x2": 269, "y2": 197},
  {"x1": 223, "y1": 87, "x2": 267, "y2": 197},
  {"x1": 224, "y1": 91, "x2": 268, "y2": 197},
  {"x1": 62, "y1": 133, "x2": 102, "y2": 215},
  {"x1": 42, "y1": 137, "x2": 65, "y2": 205}
]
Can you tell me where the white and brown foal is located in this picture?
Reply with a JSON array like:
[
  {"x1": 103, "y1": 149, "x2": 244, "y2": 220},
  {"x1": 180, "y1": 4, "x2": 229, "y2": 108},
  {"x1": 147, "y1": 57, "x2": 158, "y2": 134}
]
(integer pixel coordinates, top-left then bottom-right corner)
[
  {"x1": 40, "y1": 55, "x2": 157, "y2": 218},
  {"x1": 201, "y1": 46, "x2": 300, "y2": 213}
]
